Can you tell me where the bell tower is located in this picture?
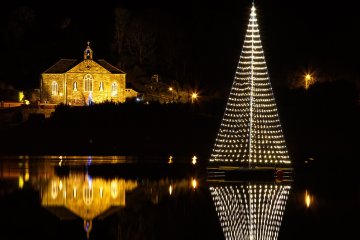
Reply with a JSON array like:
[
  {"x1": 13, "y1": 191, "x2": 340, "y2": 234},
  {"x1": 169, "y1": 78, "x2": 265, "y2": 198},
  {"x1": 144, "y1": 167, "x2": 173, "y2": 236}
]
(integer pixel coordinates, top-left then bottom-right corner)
[{"x1": 84, "y1": 41, "x2": 93, "y2": 60}]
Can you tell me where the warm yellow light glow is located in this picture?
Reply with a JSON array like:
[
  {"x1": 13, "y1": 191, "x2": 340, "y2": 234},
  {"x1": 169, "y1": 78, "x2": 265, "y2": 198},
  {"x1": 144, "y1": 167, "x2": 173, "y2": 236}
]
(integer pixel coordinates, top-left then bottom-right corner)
[
  {"x1": 192, "y1": 178, "x2": 197, "y2": 189},
  {"x1": 25, "y1": 172, "x2": 29, "y2": 182},
  {"x1": 169, "y1": 185, "x2": 173, "y2": 195},
  {"x1": 24, "y1": 100, "x2": 30, "y2": 105},
  {"x1": 191, "y1": 92, "x2": 198, "y2": 103},
  {"x1": 169, "y1": 87, "x2": 173, "y2": 91},
  {"x1": 305, "y1": 74, "x2": 312, "y2": 90},
  {"x1": 25, "y1": 160, "x2": 29, "y2": 181},
  {"x1": 100, "y1": 187, "x2": 104, "y2": 198},
  {"x1": 19, "y1": 176, "x2": 24, "y2": 189},
  {"x1": 305, "y1": 190, "x2": 311, "y2": 208},
  {"x1": 19, "y1": 91, "x2": 24, "y2": 102},
  {"x1": 59, "y1": 180, "x2": 63, "y2": 190},
  {"x1": 168, "y1": 156, "x2": 173, "y2": 164},
  {"x1": 192, "y1": 155, "x2": 197, "y2": 165}
]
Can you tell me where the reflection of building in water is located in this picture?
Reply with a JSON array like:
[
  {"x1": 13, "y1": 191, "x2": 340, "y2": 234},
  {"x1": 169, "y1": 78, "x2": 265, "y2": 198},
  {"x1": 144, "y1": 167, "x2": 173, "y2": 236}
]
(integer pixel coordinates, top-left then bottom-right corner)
[
  {"x1": 40, "y1": 173, "x2": 137, "y2": 238},
  {"x1": 0, "y1": 156, "x2": 200, "y2": 239},
  {"x1": 209, "y1": 182, "x2": 291, "y2": 240}
]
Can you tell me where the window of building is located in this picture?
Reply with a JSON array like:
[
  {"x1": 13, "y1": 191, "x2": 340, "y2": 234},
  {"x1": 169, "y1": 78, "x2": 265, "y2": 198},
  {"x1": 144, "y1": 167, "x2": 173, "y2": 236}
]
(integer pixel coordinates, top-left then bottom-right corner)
[
  {"x1": 111, "y1": 82, "x2": 118, "y2": 96},
  {"x1": 84, "y1": 74, "x2": 93, "y2": 92},
  {"x1": 51, "y1": 81, "x2": 58, "y2": 96},
  {"x1": 83, "y1": 185, "x2": 93, "y2": 205},
  {"x1": 111, "y1": 180, "x2": 118, "y2": 198},
  {"x1": 73, "y1": 82, "x2": 78, "y2": 91},
  {"x1": 51, "y1": 181, "x2": 58, "y2": 199},
  {"x1": 99, "y1": 82, "x2": 104, "y2": 91}
]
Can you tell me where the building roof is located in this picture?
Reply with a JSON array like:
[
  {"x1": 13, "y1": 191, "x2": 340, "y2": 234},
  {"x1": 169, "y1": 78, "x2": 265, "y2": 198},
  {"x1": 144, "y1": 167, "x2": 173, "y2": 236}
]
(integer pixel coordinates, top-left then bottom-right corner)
[
  {"x1": 43, "y1": 59, "x2": 79, "y2": 73},
  {"x1": 97, "y1": 59, "x2": 125, "y2": 74},
  {"x1": 43, "y1": 59, "x2": 125, "y2": 74}
]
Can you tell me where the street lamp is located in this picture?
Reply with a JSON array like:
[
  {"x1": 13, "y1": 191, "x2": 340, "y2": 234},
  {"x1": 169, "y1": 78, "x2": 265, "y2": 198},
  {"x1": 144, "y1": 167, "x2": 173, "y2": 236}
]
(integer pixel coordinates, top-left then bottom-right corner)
[
  {"x1": 191, "y1": 92, "x2": 198, "y2": 103},
  {"x1": 169, "y1": 87, "x2": 174, "y2": 102},
  {"x1": 305, "y1": 74, "x2": 312, "y2": 90}
]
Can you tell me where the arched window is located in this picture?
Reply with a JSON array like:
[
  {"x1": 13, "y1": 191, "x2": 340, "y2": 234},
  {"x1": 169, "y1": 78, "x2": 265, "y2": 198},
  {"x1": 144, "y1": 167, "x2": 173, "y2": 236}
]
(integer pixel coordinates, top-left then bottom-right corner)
[
  {"x1": 51, "y1": 181, "x2": 58, "y2": 199},
  {"x1": 111, "y1": 180, "x2": 118, "y2": 198},
  {"x1": 73, "y1": 82, "x2": 78, "y2": 91},
  {"x1": 83, "y1": 185, "x2": 93, "y2": 205},
  {"x1": 99, "y1": 82, "x2": 104, "y2": 91},
  {"x1": 111, "y1": 82, "x2": 118, "y2": 96},
  {"x1": 51, "y1": 81, "x2": 58, "y2": 96},
  {"x1": 84, "y1": 74, "x2": 93, "y2": 92}
]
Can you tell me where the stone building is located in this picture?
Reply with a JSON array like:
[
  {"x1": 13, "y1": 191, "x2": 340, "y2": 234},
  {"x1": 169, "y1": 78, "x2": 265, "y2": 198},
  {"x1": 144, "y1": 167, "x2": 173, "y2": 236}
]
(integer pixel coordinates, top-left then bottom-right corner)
[{"x1": 40, "y1": 42, "x2": 126, "y2": 105}]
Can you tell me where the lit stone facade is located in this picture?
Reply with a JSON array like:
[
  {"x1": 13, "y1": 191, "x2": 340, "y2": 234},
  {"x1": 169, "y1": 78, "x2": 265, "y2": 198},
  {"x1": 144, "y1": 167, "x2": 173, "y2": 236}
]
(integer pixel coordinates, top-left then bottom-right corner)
[{"x1": 40, "y1": 43, "x2": 126, "y2": 105}]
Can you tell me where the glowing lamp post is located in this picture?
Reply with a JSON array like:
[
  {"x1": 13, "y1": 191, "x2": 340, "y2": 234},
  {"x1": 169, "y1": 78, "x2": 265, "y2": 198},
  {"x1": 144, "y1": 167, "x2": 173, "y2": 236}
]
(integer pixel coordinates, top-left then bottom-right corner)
[
  {"x1": 169, "y1": 87, "x2": 174, "y2": 101},
  {"x1": 305, "y1": 74, "x2": 312, "y2": 90},
  {"x1": 192, "y1": 155, "x2": 197, "y2": 165},
  {"x1": 191, "y1": 92, "x2": 198, "y2": 103}
]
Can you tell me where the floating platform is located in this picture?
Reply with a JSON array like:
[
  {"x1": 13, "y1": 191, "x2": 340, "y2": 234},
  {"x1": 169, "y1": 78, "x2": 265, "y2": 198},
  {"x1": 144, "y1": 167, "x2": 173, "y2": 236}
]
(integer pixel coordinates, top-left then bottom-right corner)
[
  {"x1": 207, "y1": 166, "x2": 294, "y2": 182},
  {"x1": 55, "y1": 162, "x2": 203, "y2": 180}
]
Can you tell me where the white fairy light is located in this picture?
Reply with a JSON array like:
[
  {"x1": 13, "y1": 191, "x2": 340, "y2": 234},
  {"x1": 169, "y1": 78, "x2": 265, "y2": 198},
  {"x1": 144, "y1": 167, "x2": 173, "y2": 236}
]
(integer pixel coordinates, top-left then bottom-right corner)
[
  {"x1": 210, "y1": 182, "x2": 291, "y2": 240},
  {"x1": 209, "y1": 3, "x2": 291, "y2": 167}
]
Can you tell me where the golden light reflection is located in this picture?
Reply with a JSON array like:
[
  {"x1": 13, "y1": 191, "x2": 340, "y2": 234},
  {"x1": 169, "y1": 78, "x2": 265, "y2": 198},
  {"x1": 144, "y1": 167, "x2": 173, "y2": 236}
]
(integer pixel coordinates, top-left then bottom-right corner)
[
  {"x1": 18, "y1": 176, "x2": 24, "y2": 189},
  {"x1": 42, "y1": 175, "x2": 137, "y2": 220},
  {"x1": 305, "y1": 190, "x2": 312, "y2": 208},
  {"x1": 169, "y1": 185, "x2": 173, "y2": 195},
  {"x1": 168, "y1": 156, "x2": 173, "y2": 164},
  {"x1": 0, "y1": 157, "x2": 205, "y2": 240},
  {"x1": 192, "y1": 178, "x2": 197, "y2": 189},
  {"x1": 24, "y1": 160, "x2": 29, "y2": 182}
]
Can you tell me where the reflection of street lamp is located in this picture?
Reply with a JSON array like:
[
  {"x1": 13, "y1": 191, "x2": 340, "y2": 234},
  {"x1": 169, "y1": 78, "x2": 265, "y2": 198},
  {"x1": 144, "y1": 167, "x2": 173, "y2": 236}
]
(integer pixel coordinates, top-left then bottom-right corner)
[
  {"x1": 191, "y1": 92, "x2": 198, "y2": 103},
  {"x1": 305, "y1": 189, "x2": 312, "y2": 208}
]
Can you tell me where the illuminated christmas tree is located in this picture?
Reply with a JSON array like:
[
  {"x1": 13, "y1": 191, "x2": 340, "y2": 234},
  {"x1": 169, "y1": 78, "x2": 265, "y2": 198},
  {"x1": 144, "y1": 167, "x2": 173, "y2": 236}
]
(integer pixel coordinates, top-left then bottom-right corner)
[
  {"x1": 210, "y1": 182, "x2": 291, "y2": 240},
  {"x1": 210, "y1": 4, "x2": 291, "y2": 167}
]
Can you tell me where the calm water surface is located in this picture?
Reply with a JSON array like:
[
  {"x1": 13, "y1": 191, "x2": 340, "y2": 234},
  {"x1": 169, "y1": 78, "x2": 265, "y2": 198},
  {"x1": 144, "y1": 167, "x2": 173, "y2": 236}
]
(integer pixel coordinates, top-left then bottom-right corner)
[{"x1": 0, "y1": 156, "x2": 358, "y2": 240}]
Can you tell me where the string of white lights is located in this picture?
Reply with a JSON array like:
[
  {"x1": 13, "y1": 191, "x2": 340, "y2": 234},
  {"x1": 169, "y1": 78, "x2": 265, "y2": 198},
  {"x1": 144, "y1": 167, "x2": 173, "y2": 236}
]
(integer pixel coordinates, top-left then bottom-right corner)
[
  {"x1": 209, "y1": 4, "x2": 291, "y2": 166},
  {"x1": 209, "y1": 183, "x2": 291, "y2": 240}
]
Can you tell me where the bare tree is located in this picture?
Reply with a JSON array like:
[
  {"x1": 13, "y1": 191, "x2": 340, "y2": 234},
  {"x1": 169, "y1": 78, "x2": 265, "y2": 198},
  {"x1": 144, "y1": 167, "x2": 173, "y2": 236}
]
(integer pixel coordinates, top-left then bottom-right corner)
[
  {"x1": 112, "y1": 7, "x2": 132, "y2": 68},
  {"x1": 125, "y1": 17, "x2": 157, "y2": 66}
]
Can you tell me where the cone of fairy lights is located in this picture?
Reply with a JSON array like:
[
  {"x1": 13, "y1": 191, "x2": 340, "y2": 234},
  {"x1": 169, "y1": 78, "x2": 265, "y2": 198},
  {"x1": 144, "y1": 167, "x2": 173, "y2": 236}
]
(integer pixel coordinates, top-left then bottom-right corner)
[{"x1": 210, "y1": 3, "x2": 291, "y2": 168}]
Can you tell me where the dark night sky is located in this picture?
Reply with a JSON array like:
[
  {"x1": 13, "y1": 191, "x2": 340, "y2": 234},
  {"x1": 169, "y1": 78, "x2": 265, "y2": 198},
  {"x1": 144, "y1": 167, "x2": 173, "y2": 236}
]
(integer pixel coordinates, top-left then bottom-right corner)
[{"x1": 1, "y1": 0, "x2": 359, "y2": 93}]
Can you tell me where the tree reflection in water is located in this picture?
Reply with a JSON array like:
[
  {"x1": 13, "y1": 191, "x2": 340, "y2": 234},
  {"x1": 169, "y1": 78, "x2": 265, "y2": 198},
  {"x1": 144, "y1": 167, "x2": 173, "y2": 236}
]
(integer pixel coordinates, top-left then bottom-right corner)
[{"x1": 209, "y1": 181, "x2": 291, "y2": 240}]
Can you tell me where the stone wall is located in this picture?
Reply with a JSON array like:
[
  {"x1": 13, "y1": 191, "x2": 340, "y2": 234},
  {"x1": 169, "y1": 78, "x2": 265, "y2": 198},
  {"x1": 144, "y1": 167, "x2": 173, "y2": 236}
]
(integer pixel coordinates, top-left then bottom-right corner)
[
  {"x1": 41, "y1": 60, "x2": 126, "y2": 105},
  {"x1": 41, "y1": 74, "x2": 65, "y2": 104}
]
